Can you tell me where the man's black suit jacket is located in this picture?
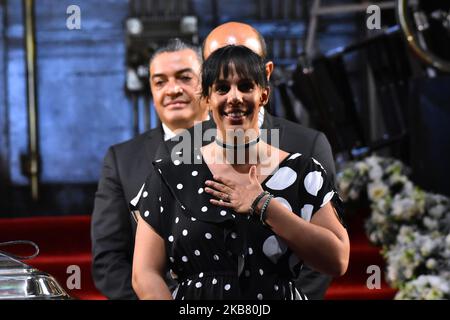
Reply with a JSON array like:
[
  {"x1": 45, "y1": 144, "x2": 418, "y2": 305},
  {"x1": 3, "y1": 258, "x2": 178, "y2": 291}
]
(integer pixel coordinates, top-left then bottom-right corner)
[{"x1": 91, "y1": 112, "x2": 336, "y2": 300}]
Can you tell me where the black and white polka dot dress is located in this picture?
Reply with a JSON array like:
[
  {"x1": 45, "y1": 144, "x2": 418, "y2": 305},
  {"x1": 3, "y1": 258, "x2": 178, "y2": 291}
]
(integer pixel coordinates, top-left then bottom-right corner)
[{"x1": 134, "y1": 149, "x2": 343, "y2": 300}]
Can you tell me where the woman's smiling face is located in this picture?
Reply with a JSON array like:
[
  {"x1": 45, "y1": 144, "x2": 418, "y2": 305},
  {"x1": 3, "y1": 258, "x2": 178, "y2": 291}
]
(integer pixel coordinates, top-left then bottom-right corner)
[{"x1": 207, "y1": 64, "x2": 269, "y2": 142}]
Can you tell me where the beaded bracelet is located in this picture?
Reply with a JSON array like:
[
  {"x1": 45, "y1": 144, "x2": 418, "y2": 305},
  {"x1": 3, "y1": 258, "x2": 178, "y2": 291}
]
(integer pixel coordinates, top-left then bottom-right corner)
[
  {"x1": 249, "y1": 191, "x2": 270, "y2": 217},
  {"x1": 259, "y1": 194, "x2": 274, "y2": 227}
]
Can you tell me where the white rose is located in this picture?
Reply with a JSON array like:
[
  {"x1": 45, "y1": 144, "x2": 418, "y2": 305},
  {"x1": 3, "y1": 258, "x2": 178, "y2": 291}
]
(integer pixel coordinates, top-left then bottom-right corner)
[
  {"x1": 425, "y1": 258, "x2": 437, "y2": 270},
  {"x1": 391, "y1": 197, "x2": 407, "y2": 218},
  {"x1": 398, "y1": 226, "x2": 415, "y2": 243},
  {"x1": 429, "y1": 204, "x2": 446, "y2": 219},
  {"x1": 415, "y1": 275, "x2": 428, "y2": 288},
  {"x1": 355, "y1": 162, "x2": 369, "y2": 174},
  {"x1": 367, "y1": 181, "x2": 389, "y2": 202},
  {"x1": 404, "y1": 267, "x2": 414, "y2": 279},
  {"x1": 369, "y1": 165, "x2": 383, "y2": 181},
  {"x1": 428, "y1": 276, "x2": 450, "y2": 293},
  {"x1": 365, "y1": 155, "x2": 380, "y2": 168},
  {"x1": 423, "y1": 217, "x2": 438, "y2": 230},
  {"x1": 420, "y1": 239, "x2": 436, "y2": 257},
  {"x1": 372, "y1": 210, "x2": 387, "y2": 224},
  {"x1": 377, "y1": 198, "x2": 388, "y2": 212},
  {"x1": 392, "y1": 196, "x2": 419, "y2": 220}
]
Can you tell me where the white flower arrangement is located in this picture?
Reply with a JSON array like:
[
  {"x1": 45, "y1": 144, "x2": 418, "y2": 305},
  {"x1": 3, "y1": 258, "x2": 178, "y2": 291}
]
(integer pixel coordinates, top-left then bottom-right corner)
[
  {"x1": 384, "y1": 226, "x2": 445, "y2": 288},
  {"x1": 337, "y1": 155, "x2": 450, "y2": 299},
  {"x1": 394, "y1": 274, "x2": 450, "y2": 300}
]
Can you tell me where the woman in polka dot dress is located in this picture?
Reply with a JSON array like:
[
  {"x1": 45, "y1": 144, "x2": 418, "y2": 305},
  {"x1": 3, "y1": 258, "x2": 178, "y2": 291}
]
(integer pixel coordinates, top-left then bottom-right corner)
[{"x1": 131, "y1": 45, "x2": 350, "y2": 300}]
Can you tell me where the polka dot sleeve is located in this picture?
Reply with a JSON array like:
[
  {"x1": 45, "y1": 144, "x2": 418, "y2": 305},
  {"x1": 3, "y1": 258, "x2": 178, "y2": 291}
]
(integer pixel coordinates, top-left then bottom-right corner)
[
  {"x1": 298, "y1": 157, "x2": 345, "y2": 224},
  {"x1": 133, "y1": 169, "x2": 167, "y2": 238}
]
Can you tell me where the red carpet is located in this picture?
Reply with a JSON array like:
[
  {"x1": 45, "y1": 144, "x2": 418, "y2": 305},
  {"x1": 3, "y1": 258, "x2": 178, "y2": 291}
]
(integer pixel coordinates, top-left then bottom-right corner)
[
  {"x1": 325, "y1": 212, "x2": 397, "y2": 299},
  {"x1": 0, "y1": 210, "x2": 396, "y2": 300}
]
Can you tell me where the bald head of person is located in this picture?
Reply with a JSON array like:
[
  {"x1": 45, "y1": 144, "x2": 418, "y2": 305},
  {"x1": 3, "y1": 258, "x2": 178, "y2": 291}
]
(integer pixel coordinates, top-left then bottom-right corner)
[{"x1": 203, "y1": 22, "x2": 274, "y2": 79}]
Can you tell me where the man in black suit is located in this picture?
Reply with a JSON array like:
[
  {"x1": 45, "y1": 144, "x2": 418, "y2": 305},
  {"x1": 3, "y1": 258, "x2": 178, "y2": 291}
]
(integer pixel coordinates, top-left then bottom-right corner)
[
  {"x1": 202, "y1": 22, "x2": 336, "y2": 300},
  {"x1": 91, "y1": 39, "x2": 208, "y2": 299},
  {"x1": 92, "y1": 24, "x2": 336, "y2": 300}
]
